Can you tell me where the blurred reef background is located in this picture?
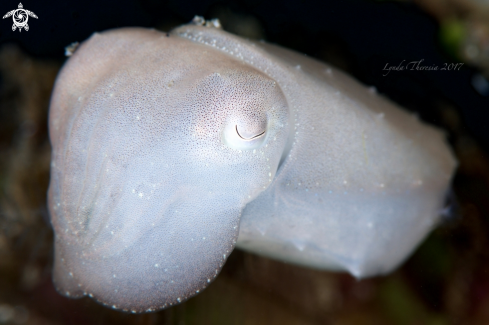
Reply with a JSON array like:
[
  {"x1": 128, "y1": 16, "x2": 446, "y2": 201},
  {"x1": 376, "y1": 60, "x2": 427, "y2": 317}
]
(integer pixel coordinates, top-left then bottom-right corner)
[{"x1": 1, "y1": 0, "x2": 489, "y2": 324}]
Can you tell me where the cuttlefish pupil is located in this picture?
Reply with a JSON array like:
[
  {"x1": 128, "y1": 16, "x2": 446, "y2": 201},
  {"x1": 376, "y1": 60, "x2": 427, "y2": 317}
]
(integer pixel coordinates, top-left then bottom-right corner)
[{"x1": 235, "y1": 125, "x2": 265, "y2": 141}]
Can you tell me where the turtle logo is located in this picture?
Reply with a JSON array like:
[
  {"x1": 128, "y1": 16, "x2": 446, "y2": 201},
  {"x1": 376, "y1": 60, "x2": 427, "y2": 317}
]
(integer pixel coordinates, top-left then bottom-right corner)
[{"x1": 3, "y1": 3, "x2": 38, "y2": 32}]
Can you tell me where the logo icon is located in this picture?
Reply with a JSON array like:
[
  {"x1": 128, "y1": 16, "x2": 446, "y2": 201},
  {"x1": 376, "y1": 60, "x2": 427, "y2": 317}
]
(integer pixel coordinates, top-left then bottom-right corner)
[{"x1": 3, "y1": 3, "x2": 38, "y2": 32}]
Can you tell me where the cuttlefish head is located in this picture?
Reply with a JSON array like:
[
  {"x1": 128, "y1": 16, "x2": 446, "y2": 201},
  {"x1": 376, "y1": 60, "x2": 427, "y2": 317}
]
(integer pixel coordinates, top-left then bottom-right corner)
[{"x1": 48, "y1": 28, "x2": 289, "y2": 312}]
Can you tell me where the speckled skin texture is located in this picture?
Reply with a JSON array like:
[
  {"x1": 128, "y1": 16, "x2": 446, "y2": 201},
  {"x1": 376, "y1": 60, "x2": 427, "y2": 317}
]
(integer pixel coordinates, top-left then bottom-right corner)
[{"x1": 48, "y1": 23, "x2": 456, "y2": 312}]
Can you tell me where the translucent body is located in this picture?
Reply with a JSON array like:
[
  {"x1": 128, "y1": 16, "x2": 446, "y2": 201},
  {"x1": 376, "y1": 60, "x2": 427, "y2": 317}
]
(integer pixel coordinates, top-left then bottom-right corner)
[{"x1": 48, "y1": 22, "x2": 456, "y2": 312}]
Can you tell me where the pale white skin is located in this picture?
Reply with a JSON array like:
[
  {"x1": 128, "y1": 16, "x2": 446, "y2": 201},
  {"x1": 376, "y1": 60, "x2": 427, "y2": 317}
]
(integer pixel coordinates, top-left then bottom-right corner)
[{"x1": 48, "y1": 22, "x2": 456, "y2": 312}]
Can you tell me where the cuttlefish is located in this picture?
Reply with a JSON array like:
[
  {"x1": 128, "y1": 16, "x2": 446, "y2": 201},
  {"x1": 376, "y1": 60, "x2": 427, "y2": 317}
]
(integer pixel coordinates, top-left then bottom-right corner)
[{"x1": 47, "y1": 17, "x2": 456, "y2": 312}]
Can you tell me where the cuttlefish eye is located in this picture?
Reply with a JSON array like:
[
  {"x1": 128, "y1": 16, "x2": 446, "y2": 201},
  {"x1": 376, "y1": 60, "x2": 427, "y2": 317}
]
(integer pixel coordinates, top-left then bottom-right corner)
[
  {"x1": 236, "y1": 125, "x2": 265, "y2": 140},
  {"x1": 223, "y1": 119, "x2": 268, "y2": 150}
]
